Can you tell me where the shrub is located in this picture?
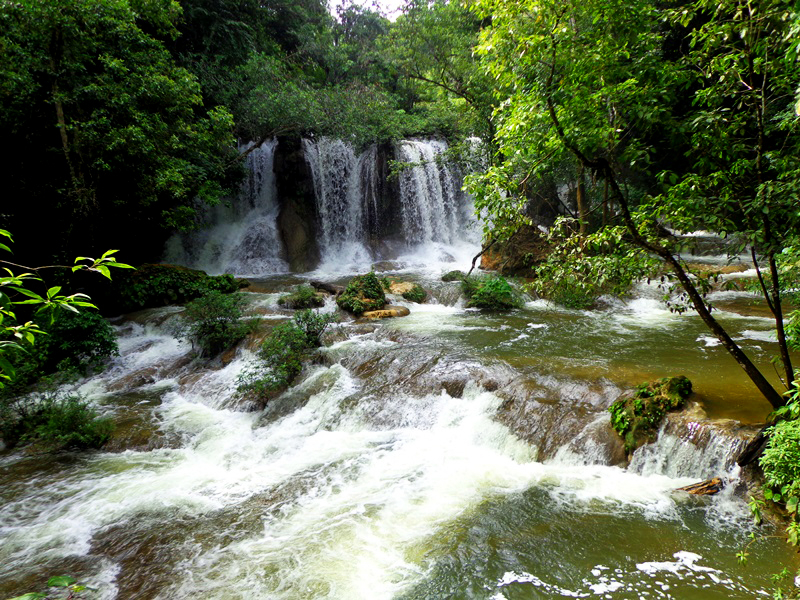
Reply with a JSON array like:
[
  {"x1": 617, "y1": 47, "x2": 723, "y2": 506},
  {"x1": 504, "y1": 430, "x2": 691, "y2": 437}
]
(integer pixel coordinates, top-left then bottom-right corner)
[
  {"x1": 278, "y1": 285, "x2": 324, "y2": 309},
  {"x1": 402, "y1": 283, "x2": 427, "y2": 303},
  {"x1": 0, "y1": 309, "x2": 118, "y2": 399},
  {"x1": 105, "y1": 263, "x2": 244, "y2": 313},
  {"x1": 237, "y1": 310, "x2": 336, "y2": 403},
  {"x1": 337, "y1": 272, "x2": 386, "y2": 315},
  {"x1": 177, "y1": 291, "x2": 254, "y2": 357},
  {"x1": 0, "y1": 391, "x2": 113, "y2": 450},
  {"x1": 442, "y1": 270, "x2": 466, "y2": 282},
  {"x1": 462, "y1": 275, "x2": 523, "y2": 310},
  {"x1": 38, "y1": 309, "x2": 119, "y2": 375},
  {"x1": 608, "y1": 376, "x2": 692, "y2": 454},
  {"x1": 545, "y1": 277, "x2": 598, "y2": 310}
]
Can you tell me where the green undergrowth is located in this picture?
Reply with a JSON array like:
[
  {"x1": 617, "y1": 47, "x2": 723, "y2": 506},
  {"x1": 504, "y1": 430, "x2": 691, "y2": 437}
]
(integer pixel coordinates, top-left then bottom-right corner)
[
  {"x1": 608, "y1": 376, "x2": 692, "y2": 454},
  {"x1": 103, "y1": 264, "x2": 244, "y2": 313},
  {"x1": 461, "y1": 274, "x2": 523, "y2": 310},
  {"x1": 0, "y1": 390, "x2": 113, "y2": 451},
  {"x1": 1, "y1": 308, "x2": 118, "y2": 399},
  {"x1": 278, "y1": 285, "x2": 325, "y2": 309},
  {"x1": 237, "y1": 310, "x2": 337, "y2": 405},
  {"x1": 337, "y1": 272, "x2": 386, "y2": 315}
]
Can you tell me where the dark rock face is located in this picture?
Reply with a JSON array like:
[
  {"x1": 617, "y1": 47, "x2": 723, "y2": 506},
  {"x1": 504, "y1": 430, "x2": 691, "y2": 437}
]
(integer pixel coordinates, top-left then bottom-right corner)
[
  {"x1": 275, "y1": 137, "x2": 320, "y2": 272},
  {"x1": 365, "y1": 142, "x2": 402, "y2": 246}
]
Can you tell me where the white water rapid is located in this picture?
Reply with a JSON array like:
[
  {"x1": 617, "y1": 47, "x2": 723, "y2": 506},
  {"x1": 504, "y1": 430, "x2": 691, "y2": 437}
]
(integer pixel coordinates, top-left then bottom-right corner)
[{"x1": 0, "y1": 285, "x2": 789, "y2": 599}]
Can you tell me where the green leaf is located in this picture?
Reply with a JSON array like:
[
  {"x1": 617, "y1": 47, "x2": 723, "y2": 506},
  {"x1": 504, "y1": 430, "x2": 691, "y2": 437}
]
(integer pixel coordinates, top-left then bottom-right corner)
[{"x1": 47, "y1": 575, "x2": 76, "y2": 587}]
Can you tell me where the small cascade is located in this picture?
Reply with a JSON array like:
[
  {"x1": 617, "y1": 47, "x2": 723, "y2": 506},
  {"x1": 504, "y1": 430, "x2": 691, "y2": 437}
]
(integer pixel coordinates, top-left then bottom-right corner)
[
  {"x1": 396, "y1": 139, "x2": 464, "y2": 246},
  {"x1": 302, "y1": 137, "x2": 375, "y2": 268},
  {"x1": 629, "y1": 408, "x2": 755, "y2": 480},
  {"x1": 164, "y1": 139, "x2": 289, "y2": 276}
]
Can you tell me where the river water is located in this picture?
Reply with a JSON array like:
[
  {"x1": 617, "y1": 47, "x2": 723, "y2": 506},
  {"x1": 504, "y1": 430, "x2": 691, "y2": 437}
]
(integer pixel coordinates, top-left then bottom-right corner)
[
  {"x1": 2, "y1": 138, "x2": 797, "y2": 598},
  {"x1": 0, "y1": 269, "x2": 795, "y2": 599}
]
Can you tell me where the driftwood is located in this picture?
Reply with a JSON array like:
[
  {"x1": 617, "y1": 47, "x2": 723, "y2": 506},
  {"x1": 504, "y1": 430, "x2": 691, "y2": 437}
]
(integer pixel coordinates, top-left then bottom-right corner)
[
  {"x1": 310, "y1": 280, "x2": 344, "y2": 296},
  {"x1": 677, "y1": 477, "x2": 724, "y2": 496}
]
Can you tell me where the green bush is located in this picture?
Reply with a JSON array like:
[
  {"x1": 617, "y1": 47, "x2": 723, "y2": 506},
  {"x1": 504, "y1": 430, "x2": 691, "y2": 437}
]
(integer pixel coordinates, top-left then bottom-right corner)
[
  {"x1": 0, "y1": 391, "x2": 113, "y2": 450},
  {"x1": 608, "y1": 376, "x2": 692, "y2": 454},
  {"x1": 546, "y1": 277, "x2": 598, "y2": 310},
  {"x1": 106, "y1": 264, "x2": 243, "y2": 313},
  {"x1": 237, "y1": 310, "x2": 337, "y2": 403},
  {"x1": 177, "y1": 291, "x2": 254, "y2": 357},
  {"x1": 462, "y1": 275, "x2": 523, "y2": 310},
  {"x1": 442, "y1": 270, "x2": 466, "y2": 282},
  {"x1": 1, "y1": 309, "x2": 118, "y2": 399},
  {"x1": 402, "y1": 284, "x2": 427, "y2": 303},
  {"x1": 337, "y1": 272, "x2": 386, "y2": 315},
  {"x1": 38, "y1": 309, "x2": 119, "y2": 375},
  {"x1": 278, "y1": 285, "x2": 324, "y2": 309}
]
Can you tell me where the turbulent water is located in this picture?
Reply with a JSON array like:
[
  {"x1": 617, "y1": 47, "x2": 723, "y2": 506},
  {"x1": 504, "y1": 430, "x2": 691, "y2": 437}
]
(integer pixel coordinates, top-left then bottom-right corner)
[
  {"x1": 2, "y1": 142, "x2": 796, "y2": 598},
  {"x1": 0, "y1": 277, "x2": 795, "y2": 599}
]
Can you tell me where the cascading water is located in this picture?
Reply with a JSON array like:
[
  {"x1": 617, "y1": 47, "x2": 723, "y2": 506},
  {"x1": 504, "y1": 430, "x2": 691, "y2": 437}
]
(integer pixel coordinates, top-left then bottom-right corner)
[
  {"x1": 164, "y1": 139, "x2": 289, "y2": 276},
  {"x1": 396, "y1": 139, "x2": 462, "y2": 246},
  {"x1": 0, "y1": 275, "x2": 792, "y2": 599},
  {"x1": 302, "y1": 138, "x2": 374, "y2": 270}
]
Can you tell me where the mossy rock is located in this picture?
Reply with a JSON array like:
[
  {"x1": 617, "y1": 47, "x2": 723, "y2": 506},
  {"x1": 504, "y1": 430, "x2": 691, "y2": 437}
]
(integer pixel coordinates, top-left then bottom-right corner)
[
  {"x1": 278, "y1": 285, "x2": 325, "y2": 309},
  {"x1": 462, "y1": 274, "x2": 523, "y2": 310},
  {"x1": 107, "y1": 264, "x2": 241, "y2": 313},
  {"x1": 609, "y1": 376, "x2": 693, "y2": 455},
  {"x1": 442, "y1": 270, "x2": 466, "y2": 282},
  {"x1": 337, "y1": 272, "x2": 386, "y2": 316},
  {"x1": 402, "y1": 283, "x2": 427, "y2": 303}
]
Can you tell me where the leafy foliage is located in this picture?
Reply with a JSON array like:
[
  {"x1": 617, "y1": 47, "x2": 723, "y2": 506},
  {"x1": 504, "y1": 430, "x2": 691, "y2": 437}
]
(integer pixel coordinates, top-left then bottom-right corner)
[
  {"x1": 401, "y1": 284, "x2": 427, "y2": 304},
  {"x1": 462, "y1": 275, "x2": 522, "y2": 310},
  {"x1": 237, "y1": 310, "x2": 336, "y2": 403},
  {"x1": 608, "y1": 376, "x2": 692, "y2": 454},
  {"x1": 177, "y1": 291, "x2": 254, "y2": 358},
  {"x1": 106, "y1": 264, "x2": 242, "y2": 313},
  {"x1": 337, "y1": 272, "x2": 386, "y2": 315},
  {"x1": 0, "y1": 230, "x2": 129, "y2": 391},
  {"x1": 278, "y1": 285, "x2": 324, "y2": 310},
  {"x1": 0, "y1": 391, "x2": 113, "y2": 451}
]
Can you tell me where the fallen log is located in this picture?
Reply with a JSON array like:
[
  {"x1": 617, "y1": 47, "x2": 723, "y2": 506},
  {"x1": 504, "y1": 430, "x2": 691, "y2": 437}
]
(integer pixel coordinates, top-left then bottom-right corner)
[{"x1": 676, "y1": 477, "x2": 724, "y2": 496}]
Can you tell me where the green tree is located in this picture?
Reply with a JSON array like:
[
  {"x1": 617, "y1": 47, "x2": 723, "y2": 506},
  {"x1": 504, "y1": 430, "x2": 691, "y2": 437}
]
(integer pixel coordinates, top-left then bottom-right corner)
[
  {"x1": 468, "y1": 0, "x2": 800, "y2": 408},
  {"x1": 0, "y1": 0, "x2": 237, "y2": 262}
]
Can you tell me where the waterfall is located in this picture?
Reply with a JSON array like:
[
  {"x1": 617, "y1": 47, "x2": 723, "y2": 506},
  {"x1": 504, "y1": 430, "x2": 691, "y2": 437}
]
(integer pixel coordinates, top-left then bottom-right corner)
[
  {"x1": 164, "y1": 139, "x2": 288, "y2": 276},
  {"x1": 396, "y1": 139, "x2": 464, "y2": 246},
  {"x1": 302, "y1": 137, "x2": 375, "y2": 269}
]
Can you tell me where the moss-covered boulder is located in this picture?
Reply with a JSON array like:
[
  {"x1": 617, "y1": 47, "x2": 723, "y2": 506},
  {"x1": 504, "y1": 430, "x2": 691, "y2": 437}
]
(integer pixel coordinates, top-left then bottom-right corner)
[
  {"x1": 278, "y1": 285, "x2": 325, "y2": 309},
  {"x1": 461, "y1": 275, "x2": 523, "y2": 310},
  {"x1": 388, "y1": 281, "x2": 427, "y2": 303},
  {"x1": 105, "y1": 264, "x2": 243, "y2": 314},
  {"x1": 609, "y1": 376, "x2": 693, "y2": 454},
  {"x1": 442, "y1": 270, "x2": 466, "y2": 282},
  {"x1": 337, "y1": 272, "x2": 386, "y2": 316}
]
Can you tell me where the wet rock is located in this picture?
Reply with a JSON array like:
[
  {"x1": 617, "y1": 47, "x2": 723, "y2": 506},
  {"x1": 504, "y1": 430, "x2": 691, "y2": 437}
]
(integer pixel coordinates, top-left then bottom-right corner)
[{"x1": 361, "y1": 306, "x2": 411, "y2": 319}]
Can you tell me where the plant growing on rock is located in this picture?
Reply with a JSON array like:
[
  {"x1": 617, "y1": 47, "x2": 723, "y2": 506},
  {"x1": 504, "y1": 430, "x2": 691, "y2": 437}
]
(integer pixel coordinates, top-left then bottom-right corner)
[
  {"x1": 608, "y1": 376, "x2": 692, "y2": 454},
  {"x1": 336, "y1": 272, "x2": 386, "y2": 316},
  {"x1": 278, "y1": 285, "x2": 324, "y2": 310},
  {"x1": 462, "y1": 274, "x2": 522, "y2": 310},
  {"x1": 401, "y1": 284, "x2": 427, "y2": 303},
  {"x1": 177, "y1": 291, "x2": 255, "y2": 358},
  {"x1": 0, "y1": 390, "x2": 113, "y2": 451},
  {"x1": 237, "y1": 310, "x2": 337, "y2": 403},
  {"x1": 441, "y1": 270, "x2": 466, "y2": 282}
]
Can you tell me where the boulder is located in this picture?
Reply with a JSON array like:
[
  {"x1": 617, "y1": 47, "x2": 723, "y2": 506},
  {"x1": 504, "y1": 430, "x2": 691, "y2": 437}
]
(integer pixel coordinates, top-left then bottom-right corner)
[{"x1": 362, "y1": 305, "x2": 411, "y2": 319}]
